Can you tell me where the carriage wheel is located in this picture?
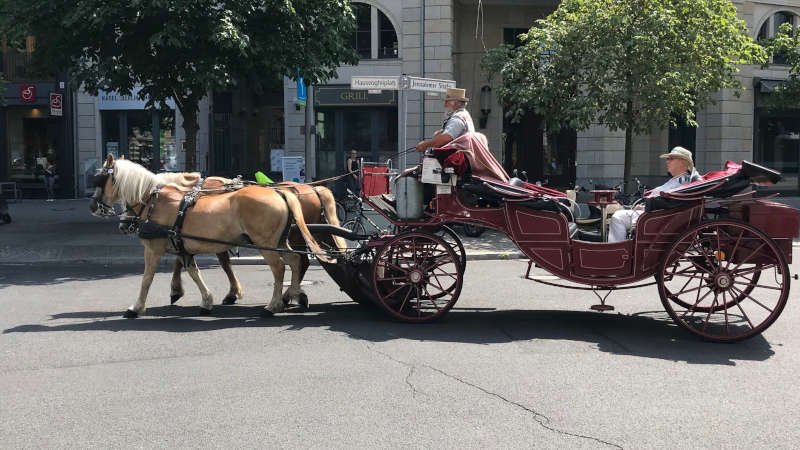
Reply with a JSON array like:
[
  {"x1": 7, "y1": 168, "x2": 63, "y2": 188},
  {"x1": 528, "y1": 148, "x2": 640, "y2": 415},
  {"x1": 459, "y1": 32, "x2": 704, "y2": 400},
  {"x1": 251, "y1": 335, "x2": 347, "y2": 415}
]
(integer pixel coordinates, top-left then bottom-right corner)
[
  {"x1": 372, "y1": 232, "x2": 464, "y2": 323},
  {"x1": 658, "y1": 220, "x2": 790, "y2": 342}
]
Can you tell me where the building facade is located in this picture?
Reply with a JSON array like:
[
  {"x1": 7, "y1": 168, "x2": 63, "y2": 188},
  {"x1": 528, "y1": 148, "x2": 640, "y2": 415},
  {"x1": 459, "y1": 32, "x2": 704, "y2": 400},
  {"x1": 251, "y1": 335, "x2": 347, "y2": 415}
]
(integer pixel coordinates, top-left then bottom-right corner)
[
  {"x1": 276, "y1": 0, "x2": 799, "y2": 195},
  {"x1": 1, "y1": 46, "x2": 76, "y2": 199},
  {"x1": 73, "y1": 90, "x2": 210, "y2": 196},
  {"x1": 35, "y1": 0, "x2": 798, "y2": 198}
]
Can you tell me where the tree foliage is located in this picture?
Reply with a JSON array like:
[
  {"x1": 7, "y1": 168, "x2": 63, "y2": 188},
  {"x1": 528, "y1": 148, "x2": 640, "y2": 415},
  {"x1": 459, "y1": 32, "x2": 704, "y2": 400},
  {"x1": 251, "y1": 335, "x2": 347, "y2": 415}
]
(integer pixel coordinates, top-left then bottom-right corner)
[
  {"x1": 482, "y1": 0, "x2": 766, "y2": 188},
  {"x1": 4, "y1": 0, "x2": 357, "y2": 170},
  {"x1": 762, "y1": 22, "x2": 800, "y2": 110}
]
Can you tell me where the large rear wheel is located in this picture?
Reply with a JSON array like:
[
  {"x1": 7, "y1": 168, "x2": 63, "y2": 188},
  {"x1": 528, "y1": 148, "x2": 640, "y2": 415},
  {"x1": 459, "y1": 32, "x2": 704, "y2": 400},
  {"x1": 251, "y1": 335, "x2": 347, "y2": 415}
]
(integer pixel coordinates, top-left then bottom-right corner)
[
  {"x1": 658, "y1": 220, "x2": 790, "y2": 342},
  {"x1": 372, "y1": 232, "x2": 464, "y2": 323}
]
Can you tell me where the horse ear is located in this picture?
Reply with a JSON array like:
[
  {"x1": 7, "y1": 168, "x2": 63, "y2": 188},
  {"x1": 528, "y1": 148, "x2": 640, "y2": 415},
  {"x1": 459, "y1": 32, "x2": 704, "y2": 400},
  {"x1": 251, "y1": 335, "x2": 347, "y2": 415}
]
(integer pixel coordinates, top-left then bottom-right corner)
[{"x1": 105, "y1": 154, "x2": 115, "y2": 166}]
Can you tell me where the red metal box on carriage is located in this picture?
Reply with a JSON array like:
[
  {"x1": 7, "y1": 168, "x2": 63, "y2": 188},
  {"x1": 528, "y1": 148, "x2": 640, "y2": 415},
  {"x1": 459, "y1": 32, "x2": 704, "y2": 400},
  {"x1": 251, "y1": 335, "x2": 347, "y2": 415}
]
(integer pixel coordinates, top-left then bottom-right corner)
[
  {"x1": 361, "y1": 164, "x2": 390, "y2": 196},
  {"x1": 744, "y1": 200, "x2": 799, "y2": 261}
]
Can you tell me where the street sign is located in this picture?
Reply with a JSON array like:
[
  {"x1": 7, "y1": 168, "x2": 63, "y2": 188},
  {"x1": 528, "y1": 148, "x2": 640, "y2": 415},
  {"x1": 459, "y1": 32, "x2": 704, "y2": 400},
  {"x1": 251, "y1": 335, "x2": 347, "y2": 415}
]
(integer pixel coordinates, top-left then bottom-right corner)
[
  {"x1": 20, "y1": 85, "x2": 36, "y2": 103},
  {"x1": 407, "y1": 76, "x2": 456, "y2": 93},
  {"x1": 351, "y1": 76, "x2": 400, "y2": 91},
  {"x1": 49, "y1": 93, "x2": 63, "y2": 116}
]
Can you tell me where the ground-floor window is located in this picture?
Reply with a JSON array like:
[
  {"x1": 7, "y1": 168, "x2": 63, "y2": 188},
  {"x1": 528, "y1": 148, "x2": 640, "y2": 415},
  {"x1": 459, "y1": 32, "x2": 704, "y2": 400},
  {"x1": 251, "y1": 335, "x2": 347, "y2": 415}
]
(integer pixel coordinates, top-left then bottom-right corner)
[
  {"x1": 101, "y1": 109, "x2": 176, "y2": 172},
  {"x1": 315, "y1": 107, "x2": 398, "y2": 181},
  {"x1": 5, "y1": 107, "x2": 58, "y2": 180},
  {"x1": 754, "y1": 108, "x2": 800, "y2": 193}
]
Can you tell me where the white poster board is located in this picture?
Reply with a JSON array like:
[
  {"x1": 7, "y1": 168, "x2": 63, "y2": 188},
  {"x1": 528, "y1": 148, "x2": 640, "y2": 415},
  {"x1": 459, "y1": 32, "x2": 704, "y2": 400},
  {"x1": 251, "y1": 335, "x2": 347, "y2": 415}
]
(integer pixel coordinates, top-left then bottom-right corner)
[
  {"x1": 270, "y1": 149, "x2": 284, "y2": 172},
  {"x1": 282, "y1": 156, "x2": 305, "y2": 183}
]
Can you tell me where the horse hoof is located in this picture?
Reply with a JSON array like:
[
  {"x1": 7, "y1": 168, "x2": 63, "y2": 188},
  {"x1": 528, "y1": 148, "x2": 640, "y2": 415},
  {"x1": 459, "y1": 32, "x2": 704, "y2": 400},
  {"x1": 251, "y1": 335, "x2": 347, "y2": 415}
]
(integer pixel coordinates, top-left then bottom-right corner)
[
  {"x1": 222, "y1": 295, "x2": 237, "y2": 305},
  {"x1": 298, "y1": 293, "x2": 309, "y2": 311},
  {"x1": 199, "y1": 308, "x2": 212, "y2": 316},
  {"x1": 123, "y1": 309, "x2": 138, "y2": 319},
  {"x1": 260, "y1": 309, "x2": 274, "y2": 318},
  {"x1": 170, "y1": 293, "x2": 183, "y2": 304}
]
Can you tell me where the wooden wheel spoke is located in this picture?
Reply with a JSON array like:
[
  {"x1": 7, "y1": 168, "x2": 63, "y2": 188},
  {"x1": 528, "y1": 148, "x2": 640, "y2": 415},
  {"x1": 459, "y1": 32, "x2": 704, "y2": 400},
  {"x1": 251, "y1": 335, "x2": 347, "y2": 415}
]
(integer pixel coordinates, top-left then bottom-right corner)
[
  {"x1": 700, "y1": 292, "x2": 719, "y2": 332},
  {"x1": 729, "y1": 242, "x2": 766, "y2": 272},
  {"x1": 730, "y1": 287, "x2": 756, "y2": 330},
  {"x1": 729, "y1": 285, "x2": 775, "y2": 314},
  {"x1": 382, "y1": 283, "x2": 408, "y2": 300},
  {"x1": 679, "y1": 288, "x2": 714, "y2": 319},
  {"x1": 722, "y1": 229, "x2": 745, "y2": 271},
  {"x1": 733, "y1": 281, "x2": 782, "y2": 291},
  {"x1": 732, "y1": 264, "x2": 775, "y2": 278}
]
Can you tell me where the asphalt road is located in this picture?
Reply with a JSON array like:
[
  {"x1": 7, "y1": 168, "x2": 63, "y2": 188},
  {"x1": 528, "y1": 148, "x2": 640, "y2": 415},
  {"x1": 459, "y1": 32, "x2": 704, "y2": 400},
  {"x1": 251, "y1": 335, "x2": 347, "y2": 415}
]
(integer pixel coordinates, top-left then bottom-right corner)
[{"x1": 2, "y1": 254, "x2": 799, "y2": 448}]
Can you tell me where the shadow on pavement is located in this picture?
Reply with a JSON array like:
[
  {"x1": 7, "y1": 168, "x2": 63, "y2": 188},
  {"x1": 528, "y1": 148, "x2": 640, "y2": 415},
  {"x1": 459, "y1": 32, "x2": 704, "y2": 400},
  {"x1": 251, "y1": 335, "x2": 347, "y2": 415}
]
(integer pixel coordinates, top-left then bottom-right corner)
[
  {"x1": 0, "y1": 264, "x2": 175, "y2": 288},
  {"x1": 3, "y1": 301, "x2": 774, "y2": 365}
]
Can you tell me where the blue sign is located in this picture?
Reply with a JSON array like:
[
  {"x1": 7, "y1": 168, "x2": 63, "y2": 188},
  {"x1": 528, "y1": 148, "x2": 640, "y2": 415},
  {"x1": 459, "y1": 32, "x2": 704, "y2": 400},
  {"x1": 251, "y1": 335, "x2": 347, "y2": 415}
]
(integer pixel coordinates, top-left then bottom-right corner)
[{"x1": 296, "y1": 71, "x2": 307, "y2": 106}]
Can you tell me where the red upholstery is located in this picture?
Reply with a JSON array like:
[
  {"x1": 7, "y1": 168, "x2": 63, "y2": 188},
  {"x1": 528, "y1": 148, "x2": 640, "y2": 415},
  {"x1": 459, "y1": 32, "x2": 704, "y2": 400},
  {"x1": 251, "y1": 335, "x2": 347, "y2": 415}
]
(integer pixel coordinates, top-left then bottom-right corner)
[{"x1": 361, "y1": 164, "x2": 390, "y2": 196}]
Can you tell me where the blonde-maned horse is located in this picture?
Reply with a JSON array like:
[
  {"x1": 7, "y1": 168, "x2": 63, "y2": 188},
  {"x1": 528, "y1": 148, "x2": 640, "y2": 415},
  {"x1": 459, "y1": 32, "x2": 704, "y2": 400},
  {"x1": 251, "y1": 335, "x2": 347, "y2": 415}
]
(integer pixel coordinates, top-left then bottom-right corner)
[
  {"x1": 155, "y1": 172, "x2": 344, "y2": 309},
  {"x1": 90, "y1": 155, "x2": 331, "y2": 318}
]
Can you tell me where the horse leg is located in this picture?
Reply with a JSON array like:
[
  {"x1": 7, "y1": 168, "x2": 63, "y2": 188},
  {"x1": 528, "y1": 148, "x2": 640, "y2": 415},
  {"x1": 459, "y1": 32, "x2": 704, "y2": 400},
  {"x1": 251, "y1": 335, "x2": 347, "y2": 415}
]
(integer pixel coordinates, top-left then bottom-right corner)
[
  {"x1": 282, "y1": 253, "x2": 310, "y2": 310},
  {"x1": 169, "y1": 257, "x2": 185, "y2": 304},
  {"x1": 217, "y1": 252, "x2": 244, "y2": 305},
  {"x1": 125, "y1": 243, "x2": 165, "y2": 318},
  {"x1": 182, "y1": 256, "x2": 215, "y2": 315},
  {"x1": 261, "y1": 251, "x2": 286, "y2": 317}
]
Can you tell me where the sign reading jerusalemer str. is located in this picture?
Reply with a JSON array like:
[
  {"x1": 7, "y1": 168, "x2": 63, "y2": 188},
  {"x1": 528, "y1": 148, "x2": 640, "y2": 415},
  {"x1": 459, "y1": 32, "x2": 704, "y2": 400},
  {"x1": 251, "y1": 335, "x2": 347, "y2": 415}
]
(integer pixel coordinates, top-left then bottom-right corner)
[{"x1": 407, "y1": 77, "x2": 456, "y2": 93}]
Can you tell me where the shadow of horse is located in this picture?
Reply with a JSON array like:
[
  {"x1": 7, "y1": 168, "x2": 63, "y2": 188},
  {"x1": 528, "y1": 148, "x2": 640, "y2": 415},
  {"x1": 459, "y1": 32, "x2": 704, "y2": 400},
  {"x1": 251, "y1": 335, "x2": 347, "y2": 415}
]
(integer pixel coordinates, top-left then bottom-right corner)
[{"x1": 3, "y1": 302, "x2": 776, "y2": 365}]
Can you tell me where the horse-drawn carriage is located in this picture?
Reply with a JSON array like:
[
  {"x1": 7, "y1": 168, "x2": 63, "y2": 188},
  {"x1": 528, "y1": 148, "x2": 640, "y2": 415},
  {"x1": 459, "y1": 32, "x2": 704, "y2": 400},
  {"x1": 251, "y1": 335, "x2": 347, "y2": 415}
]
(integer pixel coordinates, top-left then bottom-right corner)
[
  {"x1": 313, "y1": 136, "x2": 799, "y2": 342},
  {"x1": 91, "y1": 137, "x2": 798, "y2": 343}
]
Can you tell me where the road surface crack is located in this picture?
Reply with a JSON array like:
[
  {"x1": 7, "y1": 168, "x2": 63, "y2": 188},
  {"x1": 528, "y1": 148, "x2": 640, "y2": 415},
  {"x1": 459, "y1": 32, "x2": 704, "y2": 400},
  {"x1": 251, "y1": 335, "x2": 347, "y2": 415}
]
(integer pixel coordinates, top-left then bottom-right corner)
[
  {"x1": 422, "y1": 363, "x2": 623, "y2": 449},
  {"x1": 364, "y1": 344, "x2": 425, "y2": 397}
]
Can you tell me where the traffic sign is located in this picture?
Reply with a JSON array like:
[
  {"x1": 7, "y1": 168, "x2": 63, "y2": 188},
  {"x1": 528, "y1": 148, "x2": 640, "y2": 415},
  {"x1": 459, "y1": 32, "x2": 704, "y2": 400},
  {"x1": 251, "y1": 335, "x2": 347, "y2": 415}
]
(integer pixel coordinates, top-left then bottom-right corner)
[
  {"x1": 351, "y1": 76, "x2": 400, "y2": 91},
  {"x1": 407, "y1": 76, "x2": 456, "y2": 93}
]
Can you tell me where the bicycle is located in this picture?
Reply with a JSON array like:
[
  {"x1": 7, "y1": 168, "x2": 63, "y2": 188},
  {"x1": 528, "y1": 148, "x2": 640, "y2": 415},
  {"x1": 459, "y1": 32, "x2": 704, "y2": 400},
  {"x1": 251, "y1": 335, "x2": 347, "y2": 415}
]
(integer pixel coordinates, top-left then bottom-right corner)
[{"x1": 340, "y1": 189, "x2": 385, "y2": 236}]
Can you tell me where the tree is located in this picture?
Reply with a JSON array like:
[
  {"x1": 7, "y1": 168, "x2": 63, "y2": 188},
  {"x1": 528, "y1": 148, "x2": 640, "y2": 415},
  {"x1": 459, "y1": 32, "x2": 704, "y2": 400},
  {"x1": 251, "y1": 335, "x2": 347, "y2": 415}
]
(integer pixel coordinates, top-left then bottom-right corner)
[
  {"x1": 5, "y1": 0, "x2": 357, "y2": 170},
  {"x1": 482, "y1": 0, "x2": 766, "y2": 190},
  {"x1": 762, "y1": 22, "x2": 800, "y2": 110}
]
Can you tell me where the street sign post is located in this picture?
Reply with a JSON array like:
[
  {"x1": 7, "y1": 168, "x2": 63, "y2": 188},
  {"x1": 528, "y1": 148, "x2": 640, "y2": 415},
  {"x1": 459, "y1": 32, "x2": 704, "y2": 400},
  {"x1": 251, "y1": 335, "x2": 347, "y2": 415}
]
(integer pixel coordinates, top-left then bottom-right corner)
[{"x1": 350, "y1": 75, "x2": 457, "y2": 168}]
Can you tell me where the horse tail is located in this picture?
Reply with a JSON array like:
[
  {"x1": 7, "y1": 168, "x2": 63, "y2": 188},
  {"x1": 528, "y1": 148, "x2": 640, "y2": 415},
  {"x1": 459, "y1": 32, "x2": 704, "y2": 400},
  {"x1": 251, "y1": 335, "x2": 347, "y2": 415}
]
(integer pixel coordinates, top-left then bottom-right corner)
[
  {"x1": 282, "y1": 190, "x2": 335, "y2": 264},
  {"x1": 313, "y1": 185, "x2": 347, "y2": 252}
]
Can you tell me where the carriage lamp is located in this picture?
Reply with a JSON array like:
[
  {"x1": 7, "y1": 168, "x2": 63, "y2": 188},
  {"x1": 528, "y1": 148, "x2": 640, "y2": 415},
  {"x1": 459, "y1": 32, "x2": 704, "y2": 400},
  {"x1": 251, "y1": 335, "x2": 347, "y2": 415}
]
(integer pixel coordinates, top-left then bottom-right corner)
[{"x1": 479, "y1": 85, "x2": 492, "y2": 129}]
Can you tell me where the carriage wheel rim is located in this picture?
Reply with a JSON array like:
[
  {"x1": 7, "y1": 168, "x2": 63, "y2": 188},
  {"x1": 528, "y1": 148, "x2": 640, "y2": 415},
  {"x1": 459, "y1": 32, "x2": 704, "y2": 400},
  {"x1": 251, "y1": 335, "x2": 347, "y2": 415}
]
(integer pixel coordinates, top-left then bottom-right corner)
[
  {"x1": 372, "y1": 231, "x2": 464, "y2": 323},
  {"x1": 658, "y1": 220, "x2": 790, "y2": 342}
]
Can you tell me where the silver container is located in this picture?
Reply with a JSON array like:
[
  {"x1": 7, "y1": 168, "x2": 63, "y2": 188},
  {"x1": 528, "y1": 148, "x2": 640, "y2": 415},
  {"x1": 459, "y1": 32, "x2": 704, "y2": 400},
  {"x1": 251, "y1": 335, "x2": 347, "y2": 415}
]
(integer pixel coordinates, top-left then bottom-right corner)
[{"x1": 395, "y1": 176, "x2": 423, "y2": 219}]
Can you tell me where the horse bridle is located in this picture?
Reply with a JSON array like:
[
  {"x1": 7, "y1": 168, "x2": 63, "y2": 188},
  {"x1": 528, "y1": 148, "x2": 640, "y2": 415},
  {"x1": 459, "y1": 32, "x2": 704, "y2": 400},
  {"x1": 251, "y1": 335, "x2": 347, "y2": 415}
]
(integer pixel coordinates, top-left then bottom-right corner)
[{"x1": 90, "y1": 165, "x2": 118, "y2": 217}]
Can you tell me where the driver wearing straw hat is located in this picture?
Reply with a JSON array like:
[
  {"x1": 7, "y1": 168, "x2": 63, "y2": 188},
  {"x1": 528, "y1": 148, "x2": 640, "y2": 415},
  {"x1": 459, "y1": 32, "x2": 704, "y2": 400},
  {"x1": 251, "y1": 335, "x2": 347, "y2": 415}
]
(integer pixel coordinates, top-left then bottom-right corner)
[
  {"x1": 608, "y1": 146, "x2": 702, "y2": 242},
  {"x1": 415, "y1": 87, "x2": 475, "y2": 152}
]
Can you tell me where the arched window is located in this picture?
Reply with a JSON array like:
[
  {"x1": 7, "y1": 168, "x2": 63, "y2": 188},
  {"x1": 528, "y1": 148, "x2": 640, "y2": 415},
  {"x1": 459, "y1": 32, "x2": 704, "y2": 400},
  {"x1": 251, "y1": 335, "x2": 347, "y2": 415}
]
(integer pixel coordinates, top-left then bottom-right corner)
[
  {"x1": 757, "y1": 10, "x2": 798, "y2": 65},
  {"x1": 351, "y1": 3, "x2": 398, "y2": 60}
]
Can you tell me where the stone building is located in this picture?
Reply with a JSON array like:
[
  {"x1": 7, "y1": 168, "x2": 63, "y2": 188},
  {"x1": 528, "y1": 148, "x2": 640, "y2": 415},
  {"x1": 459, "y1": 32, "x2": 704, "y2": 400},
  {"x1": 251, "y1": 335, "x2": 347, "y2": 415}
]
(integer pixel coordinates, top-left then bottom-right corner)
[{"x1": 36, "y1": 0, "x2": 799, "y2": 197}]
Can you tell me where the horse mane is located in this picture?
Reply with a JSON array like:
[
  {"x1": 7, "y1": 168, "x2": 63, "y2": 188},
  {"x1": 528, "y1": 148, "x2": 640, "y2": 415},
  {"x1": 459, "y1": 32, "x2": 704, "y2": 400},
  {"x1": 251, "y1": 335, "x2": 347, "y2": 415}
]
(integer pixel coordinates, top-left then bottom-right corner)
[{"x1": 113, "y1": 159, "x2": 162, "y2": 205}]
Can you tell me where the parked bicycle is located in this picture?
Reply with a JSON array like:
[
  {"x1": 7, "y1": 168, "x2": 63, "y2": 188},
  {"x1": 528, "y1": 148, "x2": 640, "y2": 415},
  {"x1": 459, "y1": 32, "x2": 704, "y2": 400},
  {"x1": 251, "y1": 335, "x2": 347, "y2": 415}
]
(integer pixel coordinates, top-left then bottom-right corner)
[{"x1": 340, "y1": 189, "x2": 386, "y2": 236}]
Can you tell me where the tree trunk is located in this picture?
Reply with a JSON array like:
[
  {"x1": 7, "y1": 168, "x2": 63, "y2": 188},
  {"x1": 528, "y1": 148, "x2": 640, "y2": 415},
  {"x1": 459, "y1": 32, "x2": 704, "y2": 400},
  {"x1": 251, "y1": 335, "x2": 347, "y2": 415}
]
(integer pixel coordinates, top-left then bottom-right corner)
[
  {"x1": 623, "y1": 101, "x2": 634, "y2": 194},
  {"x1": 180, "y1": 100, "x2": 199, "y2": 171}
]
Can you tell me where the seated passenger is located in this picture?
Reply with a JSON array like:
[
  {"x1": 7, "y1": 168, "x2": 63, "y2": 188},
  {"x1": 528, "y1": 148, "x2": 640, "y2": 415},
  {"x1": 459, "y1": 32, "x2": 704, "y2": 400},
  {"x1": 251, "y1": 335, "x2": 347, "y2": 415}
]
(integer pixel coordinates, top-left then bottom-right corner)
[{"x1": 608, "y1": 147, "x2": 701, "y2": 242}]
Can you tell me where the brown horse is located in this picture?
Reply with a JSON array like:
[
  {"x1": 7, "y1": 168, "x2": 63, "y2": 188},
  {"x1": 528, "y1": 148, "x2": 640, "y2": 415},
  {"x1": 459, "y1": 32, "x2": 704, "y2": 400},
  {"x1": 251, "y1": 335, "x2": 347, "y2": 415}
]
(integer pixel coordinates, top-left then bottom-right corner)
[
  {"x1": 90, "y1": 155, "x2": 331, "y2": 318},
  {"x1": 159, "y1": 176, "x2": 344, "y2": 309}
]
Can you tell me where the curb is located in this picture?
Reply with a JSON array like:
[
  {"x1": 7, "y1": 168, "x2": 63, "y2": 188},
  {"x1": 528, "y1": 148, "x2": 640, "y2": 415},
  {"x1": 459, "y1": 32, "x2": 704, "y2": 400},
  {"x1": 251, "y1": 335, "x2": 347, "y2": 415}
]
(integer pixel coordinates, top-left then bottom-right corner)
[{"x1": 0, "y1": 251, "x2": 527, "y2": 268}]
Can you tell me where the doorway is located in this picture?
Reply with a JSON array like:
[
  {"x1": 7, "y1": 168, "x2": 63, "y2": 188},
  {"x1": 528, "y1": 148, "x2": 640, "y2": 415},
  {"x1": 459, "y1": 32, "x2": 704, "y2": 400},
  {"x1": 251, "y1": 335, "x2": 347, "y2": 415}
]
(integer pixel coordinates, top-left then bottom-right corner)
[{"x1": 503, "y1": 111, "x2": 576, "y2": 189}]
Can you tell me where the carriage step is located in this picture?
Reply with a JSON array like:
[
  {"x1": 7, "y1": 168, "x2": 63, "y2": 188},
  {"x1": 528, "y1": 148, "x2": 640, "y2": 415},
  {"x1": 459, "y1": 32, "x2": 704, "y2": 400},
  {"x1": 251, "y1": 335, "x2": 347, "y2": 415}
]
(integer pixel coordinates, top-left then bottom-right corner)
[{"x1": 590, "y1": 304, "x2": 615, "y2": 311}]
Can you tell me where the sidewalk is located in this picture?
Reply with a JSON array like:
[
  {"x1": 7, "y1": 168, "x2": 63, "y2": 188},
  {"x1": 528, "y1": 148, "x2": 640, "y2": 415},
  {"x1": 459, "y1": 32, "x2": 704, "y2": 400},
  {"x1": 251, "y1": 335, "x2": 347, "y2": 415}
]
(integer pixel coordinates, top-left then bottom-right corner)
[{"x1": 0, "y1": 199, "x2": 523, "y2": 266}]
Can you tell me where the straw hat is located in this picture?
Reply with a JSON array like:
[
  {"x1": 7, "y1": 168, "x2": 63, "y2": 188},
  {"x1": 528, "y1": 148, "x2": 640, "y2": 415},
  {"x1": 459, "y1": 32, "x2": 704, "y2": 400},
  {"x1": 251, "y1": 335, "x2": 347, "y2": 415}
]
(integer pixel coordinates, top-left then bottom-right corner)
[
  {"x1": 445, "y1": 87, "x2": 469, "y2": 102},
  {"x1": 659, "y1": 146, "x2": 694, "y2": 169}
]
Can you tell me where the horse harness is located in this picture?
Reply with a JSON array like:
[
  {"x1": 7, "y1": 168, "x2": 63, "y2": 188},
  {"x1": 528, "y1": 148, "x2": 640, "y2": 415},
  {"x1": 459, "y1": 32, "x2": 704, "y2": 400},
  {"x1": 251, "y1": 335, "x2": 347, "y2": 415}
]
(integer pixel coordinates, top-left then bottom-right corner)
[{"x1": 118, "y1": 177, "x2": 326, "y2": 258}]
